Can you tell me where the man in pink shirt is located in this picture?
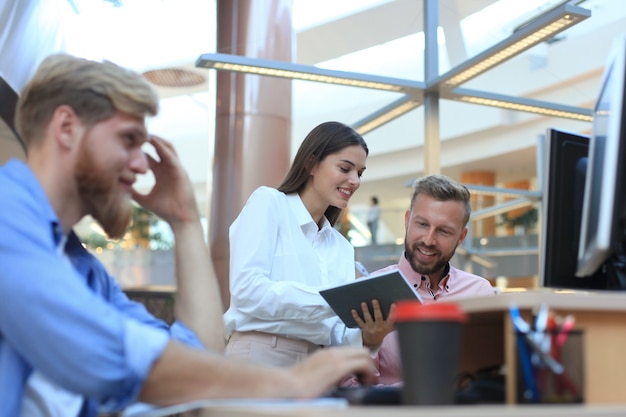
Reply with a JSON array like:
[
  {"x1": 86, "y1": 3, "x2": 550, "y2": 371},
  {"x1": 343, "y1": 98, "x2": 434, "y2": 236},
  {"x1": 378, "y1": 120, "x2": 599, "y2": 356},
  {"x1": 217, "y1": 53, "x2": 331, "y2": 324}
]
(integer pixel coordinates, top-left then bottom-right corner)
[{"x1": 350, "y1": 174, "x2": 495, "y2": 385}]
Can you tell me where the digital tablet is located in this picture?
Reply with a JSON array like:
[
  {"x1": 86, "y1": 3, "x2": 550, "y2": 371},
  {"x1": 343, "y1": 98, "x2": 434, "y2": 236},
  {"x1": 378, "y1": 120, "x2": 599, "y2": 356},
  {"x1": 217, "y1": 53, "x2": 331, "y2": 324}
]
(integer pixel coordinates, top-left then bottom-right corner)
[{"x1": 320, "y1": 269, "x2": 422, "y2": 328}]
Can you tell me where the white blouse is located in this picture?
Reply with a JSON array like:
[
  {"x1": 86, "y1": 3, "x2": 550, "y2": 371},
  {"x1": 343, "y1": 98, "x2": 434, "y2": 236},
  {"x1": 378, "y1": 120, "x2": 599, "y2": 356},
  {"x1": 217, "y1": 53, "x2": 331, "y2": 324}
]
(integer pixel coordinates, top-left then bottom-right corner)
[{"x1": 223, "y1": 186, "x2": 361, "y2": 347}]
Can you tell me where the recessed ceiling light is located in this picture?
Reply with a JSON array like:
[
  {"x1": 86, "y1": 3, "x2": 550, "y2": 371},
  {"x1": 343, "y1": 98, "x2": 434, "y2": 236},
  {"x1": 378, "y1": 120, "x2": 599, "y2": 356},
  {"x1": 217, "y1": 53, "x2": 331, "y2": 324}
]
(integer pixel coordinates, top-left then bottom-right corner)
[{"x1": 142, "y1": 68, "x2": 206, "y2": 88}]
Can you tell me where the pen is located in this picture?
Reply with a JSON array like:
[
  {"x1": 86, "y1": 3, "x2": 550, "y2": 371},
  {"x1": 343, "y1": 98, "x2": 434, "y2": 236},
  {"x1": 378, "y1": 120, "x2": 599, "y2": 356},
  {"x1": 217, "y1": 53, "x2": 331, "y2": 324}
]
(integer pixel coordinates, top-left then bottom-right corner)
[
  {"x1": 555, "y1": 314, "x2": 575, "y2": 348},
  {"x1": 355, "y1": 261, "x2": 370, "y2": 277},
  {"x1": 534, "y1": 303, "x2": 549, "y2": 334},
  {"x1": 509, "y1": 304, "x2": 539, "y2": 402},
  {"x1": 528, "y1": 304, "x2": 564, "y2": 374},
  {"x1": 531, "y1": 303, "x2": 549, "y2": 364},
  {"x1": 532, "y1": 304, "x2": 550, "y2": 397},
  {"x1": 523, "y1": 332, "x2": 564, "y2": 375}
]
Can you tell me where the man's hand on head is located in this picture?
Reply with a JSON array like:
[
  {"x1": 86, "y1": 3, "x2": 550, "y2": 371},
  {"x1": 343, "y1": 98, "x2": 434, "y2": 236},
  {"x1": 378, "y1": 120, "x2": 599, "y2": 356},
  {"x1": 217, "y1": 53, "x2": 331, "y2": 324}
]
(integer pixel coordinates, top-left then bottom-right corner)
[{"x1": 131, "y1": 135, "x2": 199, "y2": 226}]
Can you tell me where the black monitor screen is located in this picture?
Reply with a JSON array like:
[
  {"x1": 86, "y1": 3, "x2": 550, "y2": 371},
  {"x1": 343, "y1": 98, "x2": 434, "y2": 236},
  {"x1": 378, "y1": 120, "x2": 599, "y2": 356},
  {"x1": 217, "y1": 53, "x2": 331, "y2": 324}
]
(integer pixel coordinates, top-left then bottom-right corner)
[
  {"x1": 576, "y1": 34, "x2": 626, "y2": 288},
  {"x1": 540, "y1": 128, "x2": 606, "y2": 290}
]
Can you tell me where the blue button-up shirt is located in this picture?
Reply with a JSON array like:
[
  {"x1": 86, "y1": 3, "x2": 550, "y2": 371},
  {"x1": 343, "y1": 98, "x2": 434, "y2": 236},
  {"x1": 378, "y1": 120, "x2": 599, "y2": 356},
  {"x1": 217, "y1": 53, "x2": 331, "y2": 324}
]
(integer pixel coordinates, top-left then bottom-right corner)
[{"x1": 0, "y1": 159, "x2": 203, "y2": 416}]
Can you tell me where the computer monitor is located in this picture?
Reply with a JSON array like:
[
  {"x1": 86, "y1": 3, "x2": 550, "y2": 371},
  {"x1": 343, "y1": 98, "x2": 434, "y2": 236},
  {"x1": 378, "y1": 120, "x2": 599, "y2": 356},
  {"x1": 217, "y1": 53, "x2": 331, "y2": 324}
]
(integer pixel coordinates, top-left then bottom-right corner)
[
  {"x1": 576, "y1": 34, "x2": 626, "y2": 289},
  {"x1": 540, "y1": 128, "x2": 607, "y2": 290}
]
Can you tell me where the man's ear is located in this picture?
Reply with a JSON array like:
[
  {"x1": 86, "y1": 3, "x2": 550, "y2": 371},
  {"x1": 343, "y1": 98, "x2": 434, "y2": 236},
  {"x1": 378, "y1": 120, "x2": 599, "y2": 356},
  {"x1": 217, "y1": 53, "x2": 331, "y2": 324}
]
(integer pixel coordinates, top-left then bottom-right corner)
[
  {"x1": 51, "y1": 105, "x2": 82, "y2": 150},
  {"x1": 404, "y1": 209, "x2": 411, "y2": 229}
]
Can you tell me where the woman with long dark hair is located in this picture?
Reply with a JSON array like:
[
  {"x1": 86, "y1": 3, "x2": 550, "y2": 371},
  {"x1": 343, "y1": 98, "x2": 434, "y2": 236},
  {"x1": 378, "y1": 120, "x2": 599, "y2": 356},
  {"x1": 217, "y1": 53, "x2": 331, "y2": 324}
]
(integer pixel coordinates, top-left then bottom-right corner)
[{"x1": 223, "y1": 121, "x2": 392, "y2": 366}]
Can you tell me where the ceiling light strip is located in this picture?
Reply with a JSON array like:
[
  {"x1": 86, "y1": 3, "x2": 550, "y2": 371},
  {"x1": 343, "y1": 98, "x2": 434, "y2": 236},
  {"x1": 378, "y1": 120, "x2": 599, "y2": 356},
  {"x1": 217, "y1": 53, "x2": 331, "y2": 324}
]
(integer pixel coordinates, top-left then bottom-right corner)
[
  {"x1": 458, "y1": 96, "x2": 592, "y2": 121},
  {"x1": 437, "y1": 3, "x2": 591, "y2": 89},
  {"x1": 352, "y1": 95, "x2": 422, "y2": 135},
  {"x1": 212, "y1": 63, "x2": 397, "y2": 91},
  {"x1": 197, "y1": 53, "x2": 425, "y2": 93},
  {"x1": 446, "y1": 88, "x2": 593, "y2": 122}
]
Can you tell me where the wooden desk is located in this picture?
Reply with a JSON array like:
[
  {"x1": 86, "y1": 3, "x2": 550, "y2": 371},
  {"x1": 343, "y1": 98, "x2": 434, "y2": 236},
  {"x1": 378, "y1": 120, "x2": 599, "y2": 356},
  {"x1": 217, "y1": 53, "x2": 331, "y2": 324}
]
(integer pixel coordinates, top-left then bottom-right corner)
[
  {"x1": 454, "y1": 289, "x2": 626, "y2": 404},
  {"x1": 130, "y1": 289, "x2": 626, "y2": 417},
  {"x1": 136, "y1": 402, "x2": 626, "y2": 417}
]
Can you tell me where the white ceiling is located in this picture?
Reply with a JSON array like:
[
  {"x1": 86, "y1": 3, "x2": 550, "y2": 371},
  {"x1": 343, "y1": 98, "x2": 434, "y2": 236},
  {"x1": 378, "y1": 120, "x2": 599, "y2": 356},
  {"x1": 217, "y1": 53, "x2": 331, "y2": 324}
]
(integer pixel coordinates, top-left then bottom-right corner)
[{"x1": 1, "y1": 0, "x2": 620, "y2": 219}]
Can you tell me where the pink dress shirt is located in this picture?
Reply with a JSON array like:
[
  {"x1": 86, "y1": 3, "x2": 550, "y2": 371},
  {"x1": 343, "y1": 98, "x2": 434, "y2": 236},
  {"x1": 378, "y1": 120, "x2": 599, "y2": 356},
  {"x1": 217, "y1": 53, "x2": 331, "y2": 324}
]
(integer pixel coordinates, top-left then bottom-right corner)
[{"x1": 344, "y1": 252, "x2": 496, "y2": 386}]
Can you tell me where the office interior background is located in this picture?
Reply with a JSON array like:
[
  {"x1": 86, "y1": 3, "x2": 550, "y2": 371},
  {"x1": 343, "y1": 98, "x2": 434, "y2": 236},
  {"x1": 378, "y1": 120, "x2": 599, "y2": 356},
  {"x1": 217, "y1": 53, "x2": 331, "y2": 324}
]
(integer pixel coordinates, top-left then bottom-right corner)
[{"x1": 1, "y1": 0, "x2": 624, "y2": 290}]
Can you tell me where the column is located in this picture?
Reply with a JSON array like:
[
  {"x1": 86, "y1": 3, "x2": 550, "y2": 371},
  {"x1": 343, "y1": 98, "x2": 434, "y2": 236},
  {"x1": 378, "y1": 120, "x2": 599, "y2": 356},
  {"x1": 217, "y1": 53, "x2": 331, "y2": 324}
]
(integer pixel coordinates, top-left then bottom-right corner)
[
  {"x1": 210, "y1": 0, "x2": 293, "y2": 310},
  {"x1": 501, "y1": 179, "x2": 537, "y2": 289},
  {"x1": 501, "y1": 179, "x2": 534, "y2": 236},
  {"x1": 461, "y1": 171, "x2": 496, "y2": 236}
]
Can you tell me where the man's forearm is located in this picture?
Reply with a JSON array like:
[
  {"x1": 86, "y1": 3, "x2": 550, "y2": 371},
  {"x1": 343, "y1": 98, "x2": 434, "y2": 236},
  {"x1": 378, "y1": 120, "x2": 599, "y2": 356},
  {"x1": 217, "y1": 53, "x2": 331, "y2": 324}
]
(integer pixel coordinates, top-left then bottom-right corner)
[
  {"x1": 139, "y1": 341, "x2": 297, "y2": 405},
  {"x1": 171, "y1": 219, "x2": 225, "y2": 352},
  {"x1": 139, "y1": 341, "x2": 377, "y2": 406}
]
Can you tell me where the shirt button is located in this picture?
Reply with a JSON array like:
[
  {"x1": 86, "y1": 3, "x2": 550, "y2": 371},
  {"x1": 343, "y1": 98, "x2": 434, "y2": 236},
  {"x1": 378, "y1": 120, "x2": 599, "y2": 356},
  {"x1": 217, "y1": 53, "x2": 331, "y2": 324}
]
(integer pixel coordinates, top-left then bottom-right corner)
[{"x1": 421, "y1": 276, "x2": 426, "y2": 281}]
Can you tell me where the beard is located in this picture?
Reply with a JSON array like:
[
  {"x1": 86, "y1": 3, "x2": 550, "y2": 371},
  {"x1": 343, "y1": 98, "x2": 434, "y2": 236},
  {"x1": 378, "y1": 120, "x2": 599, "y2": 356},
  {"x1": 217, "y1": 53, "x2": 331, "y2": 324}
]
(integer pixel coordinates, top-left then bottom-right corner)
[
  {"x1": 404, "y1": 237, "x2": 456, "y2": 277},
  {"x1": 75, "y1": 142, "x2": 132, "y2": 240}
]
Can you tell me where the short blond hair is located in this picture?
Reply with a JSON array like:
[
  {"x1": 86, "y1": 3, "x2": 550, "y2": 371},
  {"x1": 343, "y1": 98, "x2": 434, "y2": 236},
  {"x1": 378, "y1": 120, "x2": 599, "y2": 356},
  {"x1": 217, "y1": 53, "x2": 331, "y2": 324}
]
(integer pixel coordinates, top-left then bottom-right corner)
[
  {"x1": 15, "y1": 53, "x2": 159, "y2": 145},
  {"x1": 410, "y1": 174, "x2": 472, "y2": 226}
]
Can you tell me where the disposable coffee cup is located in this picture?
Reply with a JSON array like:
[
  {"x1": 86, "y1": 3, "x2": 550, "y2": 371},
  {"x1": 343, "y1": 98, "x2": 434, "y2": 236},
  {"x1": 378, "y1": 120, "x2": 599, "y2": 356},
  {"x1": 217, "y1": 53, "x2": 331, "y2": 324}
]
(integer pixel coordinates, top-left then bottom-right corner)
[{"x1": 393, "y1": 301, "x2": 467, "y2": 405}]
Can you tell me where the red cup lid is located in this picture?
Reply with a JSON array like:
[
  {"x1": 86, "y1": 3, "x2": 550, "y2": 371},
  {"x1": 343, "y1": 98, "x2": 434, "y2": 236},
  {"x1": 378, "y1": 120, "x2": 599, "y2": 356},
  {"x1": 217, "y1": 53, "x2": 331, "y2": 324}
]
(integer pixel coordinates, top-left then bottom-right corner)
[{"x1": 392, "y1": 301, "x2": 468, "y2": 323}]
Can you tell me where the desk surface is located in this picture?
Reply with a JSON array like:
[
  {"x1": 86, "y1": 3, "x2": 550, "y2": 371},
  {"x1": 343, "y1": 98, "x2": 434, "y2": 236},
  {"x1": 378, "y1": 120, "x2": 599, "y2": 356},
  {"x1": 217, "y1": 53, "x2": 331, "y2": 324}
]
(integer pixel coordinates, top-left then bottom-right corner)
[
  {"x1": 132, "y1": 402, "x2": 626, "y2": 417},
  {"x1": 455, "y1": 288, "x2": 626, "y2": 313},
  {"x1": 130, "y1": 289, "x2": 626, "y2": 416}
]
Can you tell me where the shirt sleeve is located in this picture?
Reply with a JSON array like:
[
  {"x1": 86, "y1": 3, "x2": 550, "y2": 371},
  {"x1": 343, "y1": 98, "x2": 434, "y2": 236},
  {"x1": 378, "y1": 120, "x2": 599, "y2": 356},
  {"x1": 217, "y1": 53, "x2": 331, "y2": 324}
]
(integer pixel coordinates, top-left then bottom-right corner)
[
  {"x1": 0, "y1": 211, "x2": 170, "y2": 410},
  {"x1": 329, "y1": 319, "x2": 362, "y2": 347},
  {"x1": 478, "y1": 280, "x2": 497, "y2": 296},
  {"x1": 98, "y1": 262, "x2": 204, "y2": 350}
]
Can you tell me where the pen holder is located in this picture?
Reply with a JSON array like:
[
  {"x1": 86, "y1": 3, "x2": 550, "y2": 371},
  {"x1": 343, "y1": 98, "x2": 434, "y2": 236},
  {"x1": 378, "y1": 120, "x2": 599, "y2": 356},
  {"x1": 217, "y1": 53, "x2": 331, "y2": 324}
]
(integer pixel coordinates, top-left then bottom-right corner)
[{"x1": 515, "y1": 330, "x2": 584, "y2": 404}]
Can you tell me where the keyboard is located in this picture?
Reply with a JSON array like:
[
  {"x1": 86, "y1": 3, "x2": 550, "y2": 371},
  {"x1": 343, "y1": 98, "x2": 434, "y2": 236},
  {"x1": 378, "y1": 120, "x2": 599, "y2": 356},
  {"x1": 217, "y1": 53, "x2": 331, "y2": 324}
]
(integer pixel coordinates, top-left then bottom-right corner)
[{"x1": 325, "y1": 386, "x2": 402, "y2": 405}]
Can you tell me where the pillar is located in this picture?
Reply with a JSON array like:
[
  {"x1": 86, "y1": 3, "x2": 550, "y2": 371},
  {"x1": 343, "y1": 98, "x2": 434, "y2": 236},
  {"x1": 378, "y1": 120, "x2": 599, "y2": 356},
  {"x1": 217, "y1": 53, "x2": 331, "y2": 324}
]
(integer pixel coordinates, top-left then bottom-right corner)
[
  {"x1": 461, "y1": 171, "x2": 496, "y2": 236},
  {"x1": 502, "y1": 179, "x2": 533, "y2": 236},
  {"x1": 501, "y1": 179, "x2": 538, "y2": 289},
  {"x1": 210, "y1": 0, "x2": 293, "y2": 310}
]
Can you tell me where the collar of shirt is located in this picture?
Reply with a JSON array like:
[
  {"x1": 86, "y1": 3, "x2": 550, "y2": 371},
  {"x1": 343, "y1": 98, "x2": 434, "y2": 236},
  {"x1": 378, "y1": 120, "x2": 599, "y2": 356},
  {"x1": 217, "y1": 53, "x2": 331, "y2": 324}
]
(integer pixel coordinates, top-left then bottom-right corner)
[
  {"x1": 5, "y1": 160, "x2": 66, "y2": 248},
  {"x1": 285, "y1": 192, "x2": 332, "y2": 240},
  {"x1": 398, "y1": 251, "x2": 452, "y2": 294}
]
